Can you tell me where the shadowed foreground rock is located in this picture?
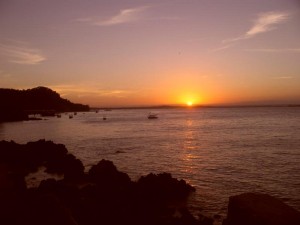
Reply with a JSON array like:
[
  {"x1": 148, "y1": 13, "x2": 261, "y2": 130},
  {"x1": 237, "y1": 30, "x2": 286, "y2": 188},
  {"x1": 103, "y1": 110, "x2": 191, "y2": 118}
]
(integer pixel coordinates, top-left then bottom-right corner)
[
  {"x1": 223, "y1": 192, "x2": 300, "y2": 225},
  {"x1": 0, "y1": 140, "x2": 212, "y2": 225}
]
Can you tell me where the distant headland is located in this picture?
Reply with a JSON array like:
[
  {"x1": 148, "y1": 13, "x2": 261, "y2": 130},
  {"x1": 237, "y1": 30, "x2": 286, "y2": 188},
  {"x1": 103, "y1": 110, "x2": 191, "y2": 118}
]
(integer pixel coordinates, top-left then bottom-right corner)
[{"x1": 0, "y1": 86, "x2": 90, "y2": 122}]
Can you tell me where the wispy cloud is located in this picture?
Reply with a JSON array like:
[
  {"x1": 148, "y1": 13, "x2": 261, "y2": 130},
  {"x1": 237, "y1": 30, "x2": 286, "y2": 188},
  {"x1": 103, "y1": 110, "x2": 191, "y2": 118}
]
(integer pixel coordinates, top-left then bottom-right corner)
[
  {"x1": 50, "y1": 84, "x2": 135, "y2": 98},
  {"x1": 0, "y1": 42, "x2": 46, "y2": 65},
  {"x1": 77, "y1": 6, "x2": 149, "y2": 26},
  {"x1": 245, "y1": 48, "x2": 300, "y2": 53},
  {"x1": 224, "y1": 11, "x2": 290, "y2": 43},
  {"x1": 211, "y1": 44, "x2": 233, "y2": 52},
  {"x1": 246, "y1": 11, "x2": 289, "y2": 37},
  {"x1": 212, "y1": 11, "x2": 291, "y2": 52}
]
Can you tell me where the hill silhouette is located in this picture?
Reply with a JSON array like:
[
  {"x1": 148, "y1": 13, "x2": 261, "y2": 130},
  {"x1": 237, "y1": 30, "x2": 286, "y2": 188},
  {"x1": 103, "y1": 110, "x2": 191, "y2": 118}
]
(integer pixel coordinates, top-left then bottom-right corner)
[{"x1": 0, "y1": 87, "x2": 89, "y2": 122}]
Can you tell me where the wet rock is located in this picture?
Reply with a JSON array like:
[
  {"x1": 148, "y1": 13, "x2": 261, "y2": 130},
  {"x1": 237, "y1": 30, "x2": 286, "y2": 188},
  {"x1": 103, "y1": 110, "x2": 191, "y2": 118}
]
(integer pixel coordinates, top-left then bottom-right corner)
[
  {"x1": 24, "y1": 191, "x2": 78, "y2": 225},
  {"x1": 0, "y1": 139, "x2": 84, "y2": 179},
  {"x1": 63, "y1": 154, "x2": 85, "y2": 181},
  {"x1": 198, "y1": 213, "x2": 214, "y2": 225},
  {"x1": 0, "y1": 140, "x2": 207, "y2": 225},
  {"x1": 88, "y1": 159, "x2": 131, "y2": 188},
  {"x1": 136, "y1": 172, "x2": 195, "y2": 204},
  {"x1": 223, "y1": 192, "x2": 300, "y2": 225},
  {"x1": 169, "y1": 208, "x2": 213, "y2": 225},
  {"x1": 127, "y1": 173, "x2": 198, "y2": 225},
  {"x1": 0, "y1": 164, "x2": 26, "y2": 193},
  {"x1": 45, "y1": 154, "x2": 85, "y2": 181}
]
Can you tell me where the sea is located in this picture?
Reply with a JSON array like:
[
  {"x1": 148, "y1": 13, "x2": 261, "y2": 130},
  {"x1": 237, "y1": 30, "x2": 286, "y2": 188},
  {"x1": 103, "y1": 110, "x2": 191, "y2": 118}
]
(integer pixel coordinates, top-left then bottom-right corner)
[{"x1": 1, "y1": 107, "x2": 300, "y2": 219}]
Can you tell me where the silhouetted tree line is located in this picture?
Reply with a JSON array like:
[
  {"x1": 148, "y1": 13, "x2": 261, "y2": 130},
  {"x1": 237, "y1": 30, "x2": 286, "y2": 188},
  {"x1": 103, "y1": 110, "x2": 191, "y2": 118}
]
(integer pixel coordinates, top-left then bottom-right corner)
[{"x1": 0, "y1": 86, "x2": 89, "y2": 121}]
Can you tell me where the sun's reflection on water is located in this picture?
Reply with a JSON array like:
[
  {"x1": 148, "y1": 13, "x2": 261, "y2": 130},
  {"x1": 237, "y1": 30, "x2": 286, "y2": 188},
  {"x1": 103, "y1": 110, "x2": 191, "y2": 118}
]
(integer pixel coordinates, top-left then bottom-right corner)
[{"x1": 181, "y1": 119, "x2": 199, "y2": 175}]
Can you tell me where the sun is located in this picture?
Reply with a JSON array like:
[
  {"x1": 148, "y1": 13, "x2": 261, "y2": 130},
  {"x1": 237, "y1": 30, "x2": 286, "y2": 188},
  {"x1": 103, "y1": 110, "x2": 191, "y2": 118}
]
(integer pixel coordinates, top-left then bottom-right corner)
[{"x1": 186, "y1": 101, "x2": 193, "y2": 106}]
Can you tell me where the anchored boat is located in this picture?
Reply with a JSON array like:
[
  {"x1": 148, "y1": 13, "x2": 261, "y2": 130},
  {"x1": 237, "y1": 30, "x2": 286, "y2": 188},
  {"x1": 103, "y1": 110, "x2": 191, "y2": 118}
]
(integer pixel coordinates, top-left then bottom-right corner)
[{"x1": 147, "y1": 113, "x2": 158, "y2": 119}]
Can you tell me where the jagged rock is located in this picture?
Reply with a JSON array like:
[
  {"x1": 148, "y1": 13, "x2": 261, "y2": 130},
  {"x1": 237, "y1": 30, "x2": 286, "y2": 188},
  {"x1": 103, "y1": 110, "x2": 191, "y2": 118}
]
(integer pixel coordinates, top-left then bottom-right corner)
[
  {"x1": 0, "y1": 164, "x2": 26, "y2": 193},
  {"x1": 0, "y1": 140, "x2": 84, "y2": 180},
  {"x1": 88, "y1": 159, "x2": 131, "y2": 188},
  {"x1": 63, "y1": 154, "x2": 85, "y2": 181},
  {"x1": 136, "y1": 172, "x2": 195, "y2": 204},
  {"x1": 0, "y1": 140, "x2": 209, "y2": 225},
  {"x1": 25, "y1": 191, "x2": 78, "y2": 225},
  {"x1": 223, "y1": 192, "x2": 300, "y2": 225}
]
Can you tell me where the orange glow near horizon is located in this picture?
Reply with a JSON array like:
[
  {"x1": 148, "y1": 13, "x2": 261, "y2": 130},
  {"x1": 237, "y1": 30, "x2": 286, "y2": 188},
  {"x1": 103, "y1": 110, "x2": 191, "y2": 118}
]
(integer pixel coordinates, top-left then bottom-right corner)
[
  {"x1": 50, "y1": 81, "x2": 300, "y2": 107},
  {"x1": 187, "y1": 101, "x2": 193, "y2": 106},
  {"x1": 175, "y1": 92, "x2": 203, "y2": 106}
]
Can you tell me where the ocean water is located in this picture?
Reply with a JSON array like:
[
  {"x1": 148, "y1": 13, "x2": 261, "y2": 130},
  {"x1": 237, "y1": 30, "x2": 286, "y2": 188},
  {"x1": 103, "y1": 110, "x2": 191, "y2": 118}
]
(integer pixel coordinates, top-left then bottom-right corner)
[{"x1": 1, "y1": 107, "x2": 300, "y2": 218}]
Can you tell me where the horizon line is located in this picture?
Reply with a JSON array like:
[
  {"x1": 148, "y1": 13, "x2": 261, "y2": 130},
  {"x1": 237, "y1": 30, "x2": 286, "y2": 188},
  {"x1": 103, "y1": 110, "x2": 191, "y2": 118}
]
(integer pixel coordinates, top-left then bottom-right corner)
[{"x1": 90, "y1": 103, "x2": 300, "y2": 110}]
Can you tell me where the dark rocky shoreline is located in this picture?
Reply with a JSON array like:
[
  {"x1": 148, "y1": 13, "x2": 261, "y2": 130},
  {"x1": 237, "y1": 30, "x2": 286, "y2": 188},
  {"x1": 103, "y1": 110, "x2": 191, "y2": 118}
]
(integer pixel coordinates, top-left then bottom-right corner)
[
  {"x1": 0, "y1": 140, "x2": 212, "y2": 225},
  {"x1": 1, "y1": 140, "x2": 299, "y2": 225}
]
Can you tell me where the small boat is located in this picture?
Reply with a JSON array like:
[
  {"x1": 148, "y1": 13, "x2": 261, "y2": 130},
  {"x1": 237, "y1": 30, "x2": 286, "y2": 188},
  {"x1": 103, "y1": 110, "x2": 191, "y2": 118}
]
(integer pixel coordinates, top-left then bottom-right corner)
[
  {"x1": 147, "y1": 113, "x2": 158, "y2": 119},
  {"x1": 69, "y1": 114, "x2": 73, "y2": 119}
]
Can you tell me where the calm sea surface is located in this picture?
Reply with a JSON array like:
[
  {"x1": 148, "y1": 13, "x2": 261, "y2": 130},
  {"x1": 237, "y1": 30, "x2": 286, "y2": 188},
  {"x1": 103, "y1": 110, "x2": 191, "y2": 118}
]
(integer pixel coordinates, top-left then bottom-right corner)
[{"x1": 1, "y1": 107, "x2": 300, "y2": 217}]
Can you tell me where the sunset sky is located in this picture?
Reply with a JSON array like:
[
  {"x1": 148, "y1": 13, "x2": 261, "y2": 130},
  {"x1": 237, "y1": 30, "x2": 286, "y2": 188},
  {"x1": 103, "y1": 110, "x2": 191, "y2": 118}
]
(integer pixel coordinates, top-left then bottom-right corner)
[{"x1": 1, "y1": 0, "x2": 299, "y2": 107}]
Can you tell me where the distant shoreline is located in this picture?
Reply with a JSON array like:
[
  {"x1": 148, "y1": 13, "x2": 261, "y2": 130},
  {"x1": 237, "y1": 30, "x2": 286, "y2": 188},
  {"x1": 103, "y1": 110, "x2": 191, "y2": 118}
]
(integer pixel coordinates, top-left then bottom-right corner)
[{"x1": 92, "y1": 104, "x2": 300, "y2": 110}]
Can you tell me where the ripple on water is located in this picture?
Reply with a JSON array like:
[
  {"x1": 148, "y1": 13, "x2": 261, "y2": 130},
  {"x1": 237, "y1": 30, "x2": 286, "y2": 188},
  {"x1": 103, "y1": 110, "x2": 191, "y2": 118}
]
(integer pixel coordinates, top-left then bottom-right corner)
[{"x1": 1, "y1": 108, "x2": 300, "y2": 216}]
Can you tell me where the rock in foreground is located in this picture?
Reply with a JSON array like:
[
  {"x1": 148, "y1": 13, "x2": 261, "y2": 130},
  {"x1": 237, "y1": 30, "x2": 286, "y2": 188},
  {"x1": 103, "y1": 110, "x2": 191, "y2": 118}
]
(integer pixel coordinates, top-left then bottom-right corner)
[
  {"x1": 223, "y1": 192, "x2": 300, "y2": 225},
  {"x1": 0, "y1": 140, "x2": 211, "y2": 225}
]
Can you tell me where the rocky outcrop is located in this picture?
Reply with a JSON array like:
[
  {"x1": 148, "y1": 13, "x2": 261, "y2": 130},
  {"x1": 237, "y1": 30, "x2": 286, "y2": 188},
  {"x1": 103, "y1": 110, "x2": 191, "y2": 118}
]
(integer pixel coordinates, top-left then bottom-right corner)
[
  {"x1": 88, "y1": 159, "x2": 132, "y2": 188},
  {"x1": 0, "y1": 139, "x2": 84, "y2": 180},
  {"x1": 0, "y1": 140, "x2": 211, "y2": 225},
  {"x1": 136, "y1": 172, "x2": 195, "y2": 204},
  {"x1": 3, "y1": 140, "x2": 300, "y2": 225},
  {"x1": 223, "y1": 192, "x2": 300, "y2": 225}
]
